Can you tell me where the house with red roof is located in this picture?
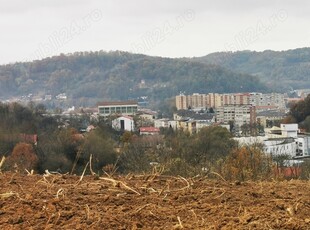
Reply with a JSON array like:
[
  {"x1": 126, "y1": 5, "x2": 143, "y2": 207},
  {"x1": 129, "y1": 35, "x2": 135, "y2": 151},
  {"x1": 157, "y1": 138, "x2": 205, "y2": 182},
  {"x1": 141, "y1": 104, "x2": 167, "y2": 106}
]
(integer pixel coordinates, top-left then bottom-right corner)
[{"x1": 139, "y1": 127, "x2": 160, "y2": 135}]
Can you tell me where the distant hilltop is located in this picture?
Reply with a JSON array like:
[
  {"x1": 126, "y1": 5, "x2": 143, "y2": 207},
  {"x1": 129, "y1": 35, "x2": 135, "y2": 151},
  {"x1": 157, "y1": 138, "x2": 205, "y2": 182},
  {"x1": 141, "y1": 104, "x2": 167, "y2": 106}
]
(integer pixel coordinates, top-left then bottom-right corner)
[
  {"x1": 2, "y1": 47, "x2": 310, "y2": 107},
  {"x1": 193, "y1": 47, "x2": 310, "y2": 90},
  {"x1": 0, "y1": 51, "x2": 267, "y2": 108}
]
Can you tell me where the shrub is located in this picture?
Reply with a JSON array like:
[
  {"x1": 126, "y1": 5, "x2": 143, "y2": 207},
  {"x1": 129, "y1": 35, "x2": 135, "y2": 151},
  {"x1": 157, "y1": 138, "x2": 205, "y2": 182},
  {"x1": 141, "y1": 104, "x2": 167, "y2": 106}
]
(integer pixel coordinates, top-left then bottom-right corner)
[
  {"x1": 222, "y1": 146, "x2": 273, "y2": 181},
  {"x1": 5, "y1": 142, "x2": 38, "y2": 172}
]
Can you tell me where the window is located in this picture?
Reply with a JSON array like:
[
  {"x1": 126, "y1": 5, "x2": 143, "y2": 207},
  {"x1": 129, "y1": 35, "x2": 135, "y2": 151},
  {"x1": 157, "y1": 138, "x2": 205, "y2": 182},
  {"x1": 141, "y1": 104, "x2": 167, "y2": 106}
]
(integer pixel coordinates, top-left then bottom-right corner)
[
  {"x1": 104, "y1": 108, "x2": 110, "y2": 114},
  {"x1": 99, "y1": 108, "x2": 105, "y2": 114}
]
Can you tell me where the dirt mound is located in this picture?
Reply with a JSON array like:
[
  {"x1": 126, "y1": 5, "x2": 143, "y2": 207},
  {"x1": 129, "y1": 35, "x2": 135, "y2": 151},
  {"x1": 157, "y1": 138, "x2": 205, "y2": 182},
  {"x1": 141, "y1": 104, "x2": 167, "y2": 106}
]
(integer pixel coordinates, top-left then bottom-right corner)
[{"x1": 0, "y1": 172, "x2": 310, "y2": 229}]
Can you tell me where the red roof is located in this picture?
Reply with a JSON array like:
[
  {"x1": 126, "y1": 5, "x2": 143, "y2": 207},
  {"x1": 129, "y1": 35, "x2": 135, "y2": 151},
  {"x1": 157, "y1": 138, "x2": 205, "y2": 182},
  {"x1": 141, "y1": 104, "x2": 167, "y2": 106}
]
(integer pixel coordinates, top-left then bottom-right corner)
[{"x1": 139, "y1": 127, "x2": 160, "y2": 132}]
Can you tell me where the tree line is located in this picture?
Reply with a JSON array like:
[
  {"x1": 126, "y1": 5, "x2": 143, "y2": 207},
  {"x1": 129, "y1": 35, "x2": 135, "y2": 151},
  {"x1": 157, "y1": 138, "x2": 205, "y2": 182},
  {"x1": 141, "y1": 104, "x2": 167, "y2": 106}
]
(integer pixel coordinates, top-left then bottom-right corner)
[
  {"x1": 0, "y1": 102, "x2": 282, "y2": 181},
  {"x1": 285, "y1": 94, "x2": 310, "y2": 132},
  {"x1": 3, "y1": 100, "x2": 310, "y2": 180}
]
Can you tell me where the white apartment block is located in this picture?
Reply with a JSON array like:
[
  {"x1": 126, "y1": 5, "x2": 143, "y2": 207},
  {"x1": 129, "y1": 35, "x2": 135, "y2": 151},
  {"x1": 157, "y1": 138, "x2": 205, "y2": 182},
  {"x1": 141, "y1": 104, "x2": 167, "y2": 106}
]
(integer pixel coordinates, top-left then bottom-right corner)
[
  {"x1": 249, "y1": 93, "x2": 285, "y2": 109},
  {"x1": 263, "y1": 124, "x2": 310, "y2": 158},
  {"x1": 235, "y1": 124, "x2": 310, "y2": 159}
]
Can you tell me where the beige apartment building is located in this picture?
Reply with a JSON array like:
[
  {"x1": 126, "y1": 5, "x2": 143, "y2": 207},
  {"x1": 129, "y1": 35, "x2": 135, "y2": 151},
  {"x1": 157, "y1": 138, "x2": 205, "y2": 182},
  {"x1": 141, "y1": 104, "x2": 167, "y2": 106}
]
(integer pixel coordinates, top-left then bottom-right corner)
[
  {"x1": 175, "y1": 94, "x2": 189, "y2": 110},
  {"x1": 216, "y1": 105, "x2": 256, "y2": 127},
  {"x1": 176, "y1": 93, "x2": 251, "y2": 110}
]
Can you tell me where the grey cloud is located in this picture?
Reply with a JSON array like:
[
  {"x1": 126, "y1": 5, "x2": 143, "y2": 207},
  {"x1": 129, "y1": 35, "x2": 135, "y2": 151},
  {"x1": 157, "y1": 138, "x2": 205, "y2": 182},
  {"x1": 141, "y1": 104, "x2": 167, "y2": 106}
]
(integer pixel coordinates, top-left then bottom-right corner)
[{"x1": 0, "y1": 0, "x2": 310, "y2": 64}]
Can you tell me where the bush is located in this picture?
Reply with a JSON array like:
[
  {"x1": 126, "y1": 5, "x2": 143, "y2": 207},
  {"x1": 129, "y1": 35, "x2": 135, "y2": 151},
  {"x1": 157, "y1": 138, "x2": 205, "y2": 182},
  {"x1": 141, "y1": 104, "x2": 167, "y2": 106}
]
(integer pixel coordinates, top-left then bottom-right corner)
[
  {"x1": 222, "y1": 146, "x2": 273, "y2": 181},
  {"x1": 5, "y1": 142, "x2": 38, "y2": 173}
]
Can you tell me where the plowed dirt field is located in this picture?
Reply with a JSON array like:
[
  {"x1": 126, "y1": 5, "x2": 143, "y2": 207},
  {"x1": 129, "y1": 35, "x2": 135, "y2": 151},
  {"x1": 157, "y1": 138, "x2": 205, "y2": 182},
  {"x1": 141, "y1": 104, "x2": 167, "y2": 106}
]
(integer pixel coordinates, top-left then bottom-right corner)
[{"x1": 1, "y1": 172, "x2": 310, "y2": 229}]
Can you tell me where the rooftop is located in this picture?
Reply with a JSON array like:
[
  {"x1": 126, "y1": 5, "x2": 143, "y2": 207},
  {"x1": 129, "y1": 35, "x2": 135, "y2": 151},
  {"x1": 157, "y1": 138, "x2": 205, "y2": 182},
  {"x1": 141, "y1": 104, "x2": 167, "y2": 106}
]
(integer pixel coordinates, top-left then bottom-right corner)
[
  {"x1": 257, "y1": 110, "x2": 286, "y2": 117},
  {"x1": 97, "y1": 100, "x2": 138, "y2": 106},
  {"x1": 139, "y1": 127, "x2": 160, "y2": 132},
  {"x1": 175, "y1": 110, "x2": 214, "y2": 120},
  {"x1": 118, "y1": 115, "x2": 133, "y2": 120}
]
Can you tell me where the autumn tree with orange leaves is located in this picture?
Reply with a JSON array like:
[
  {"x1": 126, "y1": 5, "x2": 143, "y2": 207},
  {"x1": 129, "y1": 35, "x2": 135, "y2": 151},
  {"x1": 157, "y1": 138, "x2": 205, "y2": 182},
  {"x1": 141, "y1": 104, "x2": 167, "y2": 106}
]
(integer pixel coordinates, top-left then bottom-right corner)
[
  {"x1": 222, "y1": 145, "x2": 273, "y2": 181},
  {"x1": 5, "y1": 142, "x2": 38, "y2": 172}
]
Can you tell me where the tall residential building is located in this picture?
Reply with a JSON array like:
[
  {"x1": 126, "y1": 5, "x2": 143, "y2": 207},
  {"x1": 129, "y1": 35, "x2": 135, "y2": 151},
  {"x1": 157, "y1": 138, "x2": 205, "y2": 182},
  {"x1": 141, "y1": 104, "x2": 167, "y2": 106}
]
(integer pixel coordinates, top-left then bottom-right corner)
[
  {"x1": 175, "y1": 94, "x2": 188, "y2": 110},
  {"x1": 231, "y1": 93, "x2": 250, "y2": 105},
  {"x1": 189, "y1": 93, "x2": 208, "y2": 109},
  {"x1": 176, "y1": 93, "x2": 207, "y2": 110},
  {"x1": 249, "y1": 93, "x2": 285, "y2": 109},
  {"x1": 216, "y1": 105, "x2": 256, "y2": 127},
  {"x1": 176, "y1": 92, "x2": 285, "y2": 110}
]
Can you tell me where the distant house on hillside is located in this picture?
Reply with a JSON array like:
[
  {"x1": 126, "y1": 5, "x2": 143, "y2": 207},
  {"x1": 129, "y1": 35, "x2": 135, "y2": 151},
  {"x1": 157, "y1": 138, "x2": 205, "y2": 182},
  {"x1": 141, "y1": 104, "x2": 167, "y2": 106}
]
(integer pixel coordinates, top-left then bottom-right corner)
[
  {"x1": 112, "y1": 116, "x2": 135, "y2": 132},
  {"x1": 154, "y1": 118, "x2": 177, "y2": 130},
  {"x1": 139, "y1": 127, "x2": 160, "y2": 135},
  {"x1": 138, "y1": 110, "x2": 157, "y2": 121}
]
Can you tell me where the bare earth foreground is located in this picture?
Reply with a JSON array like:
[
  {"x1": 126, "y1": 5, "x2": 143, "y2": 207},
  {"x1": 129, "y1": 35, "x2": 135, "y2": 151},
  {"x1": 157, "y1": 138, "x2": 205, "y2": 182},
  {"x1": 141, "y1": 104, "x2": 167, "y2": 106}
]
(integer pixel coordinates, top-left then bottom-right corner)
[{"x1": 1, "y1": 173, "x2": 310, "y2": 229}]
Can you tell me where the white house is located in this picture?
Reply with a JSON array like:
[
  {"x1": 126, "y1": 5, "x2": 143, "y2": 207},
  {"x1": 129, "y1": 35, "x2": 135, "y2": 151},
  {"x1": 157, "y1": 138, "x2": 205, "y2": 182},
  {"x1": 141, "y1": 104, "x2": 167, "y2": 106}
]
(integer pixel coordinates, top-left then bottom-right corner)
[
  {"x1": 112, "y1": 116, "x2": 135, "y2": 132},
  {"x1": 280, "y1": 124, "x2": 298, "y2": 137}
]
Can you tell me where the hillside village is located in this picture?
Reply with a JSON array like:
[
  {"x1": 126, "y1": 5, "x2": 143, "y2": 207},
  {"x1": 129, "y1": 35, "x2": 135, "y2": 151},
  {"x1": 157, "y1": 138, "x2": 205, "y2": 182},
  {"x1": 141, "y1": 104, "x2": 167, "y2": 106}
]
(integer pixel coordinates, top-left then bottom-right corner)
[
  {"x1": 3, "y1": 2, "x2": 310, "y2": 229},
  {"x1": 11, "y1": 89, "x2": 307, "y2": 168}
]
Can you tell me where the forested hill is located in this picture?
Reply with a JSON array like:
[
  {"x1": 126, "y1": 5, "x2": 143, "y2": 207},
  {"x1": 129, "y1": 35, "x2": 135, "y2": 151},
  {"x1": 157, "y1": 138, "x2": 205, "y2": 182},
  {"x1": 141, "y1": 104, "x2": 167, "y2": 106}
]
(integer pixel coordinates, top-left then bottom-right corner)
[
  {"x1": 0, "y1": 51, "x2": 266, "y2": 106},
  {"x1": 194, "y1": 47, "x2": 310, "y2": 90}
]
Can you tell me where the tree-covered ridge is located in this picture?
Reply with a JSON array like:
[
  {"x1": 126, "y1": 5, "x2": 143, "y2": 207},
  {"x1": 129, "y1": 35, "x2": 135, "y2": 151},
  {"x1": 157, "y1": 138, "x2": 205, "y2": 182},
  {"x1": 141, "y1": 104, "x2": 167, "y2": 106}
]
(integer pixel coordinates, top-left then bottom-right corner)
[
  {"x1": 195, "y1": 47, "x2": 310, "y2": 91},
  {"x1": 0, "y1": 51, "x2": 266, "y2": 106}
]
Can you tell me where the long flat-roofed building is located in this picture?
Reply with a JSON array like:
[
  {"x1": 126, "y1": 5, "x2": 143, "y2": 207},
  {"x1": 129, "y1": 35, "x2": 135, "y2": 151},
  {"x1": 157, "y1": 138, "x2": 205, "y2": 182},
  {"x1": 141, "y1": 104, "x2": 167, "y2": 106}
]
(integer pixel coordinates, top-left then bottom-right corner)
[{"x1": 98, "y1": 100, "x2": 138, "y2": 116}]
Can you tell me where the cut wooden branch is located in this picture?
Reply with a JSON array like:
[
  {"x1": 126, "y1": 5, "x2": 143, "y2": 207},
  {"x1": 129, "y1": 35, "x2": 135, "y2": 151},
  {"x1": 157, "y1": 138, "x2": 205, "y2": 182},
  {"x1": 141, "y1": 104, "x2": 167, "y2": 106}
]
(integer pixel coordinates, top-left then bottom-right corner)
[
  {"x1": 178, "y1": 216, "x2": 183, "y2": 228},
  {"x1": 174, "y1": 216, "x2": 184, "y2": 229},
  {"x1": 166, "y1": 176, "x2": 191, "y2": 193},
  {"x1": 76, "y1": 162, "x2": 89, "y2": 185},
  {"x1": 0, "y1": 191, "x2": 17, "y2": 199},
  {"x1": 89, "y1": 154, "x2": 96, "y2": 176},
  {"x1": 210, "y1": 171, "x2": 227, "y2": 182},
  {"x1": 44, "y1": 169, "x2": 52, "y2": 177},
  {"x1": 99, "y1": 177, "x2": 141, "y2": 195},
  {"x1": 71, "y1": 149, "x2": 82, "y2": 175},
  {"x1": 56, "y1": 188, "x2": 64, "y2": 199},
  {"x1": 85, "y1": 204, "x2": 90, "y2": 220},
  {"x1": 0, "y1": 156, "x2": 5, "y2": 170},
  {"x1": 25, "y1": 169, "x2": 34, "y2": 175},
  {"x1": 134, "y1": 203, "x2": 151, "y2": 214}
]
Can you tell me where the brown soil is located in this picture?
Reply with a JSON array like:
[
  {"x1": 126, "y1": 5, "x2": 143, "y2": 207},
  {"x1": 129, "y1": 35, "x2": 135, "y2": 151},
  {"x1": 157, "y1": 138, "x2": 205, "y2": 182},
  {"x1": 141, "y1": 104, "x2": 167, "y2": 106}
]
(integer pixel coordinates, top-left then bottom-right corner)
[{"x1": 0, "y1": 172, "x2": 310, "y2": 229}]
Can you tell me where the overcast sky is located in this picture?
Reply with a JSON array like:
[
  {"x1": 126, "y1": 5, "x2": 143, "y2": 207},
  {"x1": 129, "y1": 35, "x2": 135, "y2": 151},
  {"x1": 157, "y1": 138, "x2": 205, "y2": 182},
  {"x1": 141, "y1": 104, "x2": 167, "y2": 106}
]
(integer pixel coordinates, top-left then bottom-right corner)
[{"x1": 1, "y1": 0, "x2": 309, "y2": 64}]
